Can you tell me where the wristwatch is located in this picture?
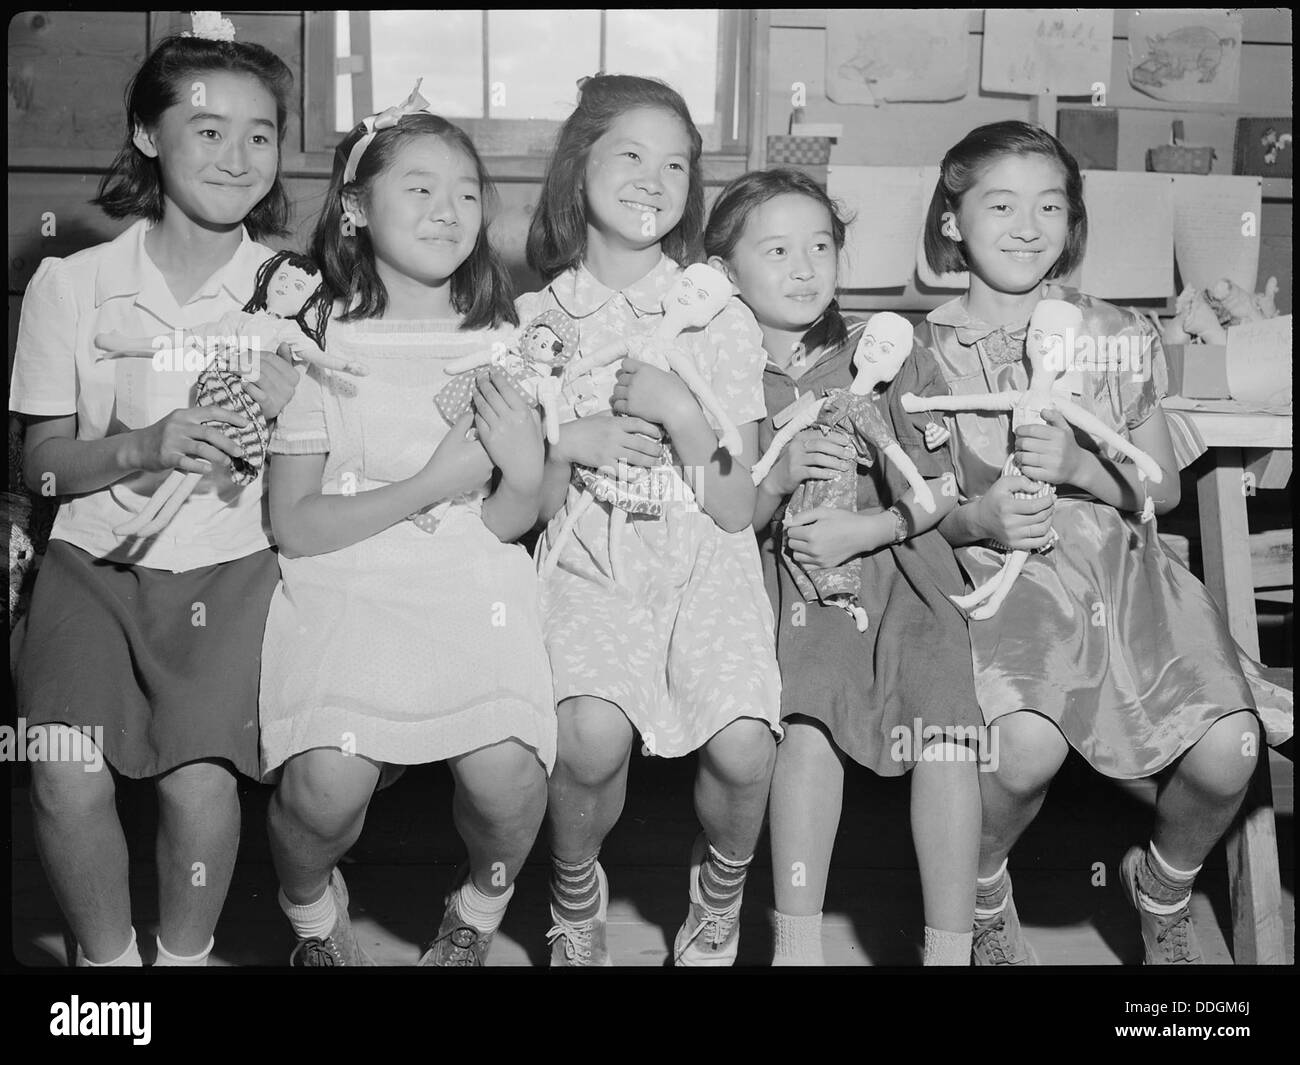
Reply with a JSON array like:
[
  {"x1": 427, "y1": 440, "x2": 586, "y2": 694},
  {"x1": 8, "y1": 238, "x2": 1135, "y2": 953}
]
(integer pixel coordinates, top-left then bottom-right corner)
[{"x1": 886, "y1": 505, "x2": 908, "y2": 544}]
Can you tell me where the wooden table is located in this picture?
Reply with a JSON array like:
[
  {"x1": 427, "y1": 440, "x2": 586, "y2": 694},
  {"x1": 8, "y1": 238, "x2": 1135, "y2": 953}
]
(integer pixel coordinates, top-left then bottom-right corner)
[{"x1": 1180, "y1": 407, "x2": 1291, "y2": 964}]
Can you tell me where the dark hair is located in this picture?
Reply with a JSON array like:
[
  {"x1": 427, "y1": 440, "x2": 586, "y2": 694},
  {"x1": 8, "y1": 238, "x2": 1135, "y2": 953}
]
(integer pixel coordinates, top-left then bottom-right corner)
[
  {"x1": 93, "y1": 34, "x2": 294, "y2": 239},
  {"x1": 704, "y1": 167, "x2": 852, "y2": 262},
  {"x1": 923, "y1": 120, "x2": 1087, "y2": 280},
  {"x1": 312, "y1": 113, "x2": 517, "y2": 329},
  {"x1": 526, "y1": 74, "x2": 705, "y2": 281},
  {"x1": 244, "y1": 250, "x2": 332, "y2": 351}
]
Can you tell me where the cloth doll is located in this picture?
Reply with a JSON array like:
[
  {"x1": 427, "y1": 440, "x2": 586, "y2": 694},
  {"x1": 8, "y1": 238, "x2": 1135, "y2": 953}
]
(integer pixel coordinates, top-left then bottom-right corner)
[
  {"x1": 94, "y1": 251, "x2": 361, "y2": 537},
  {"x1": 902, "y1": 298, "x2": 1164, "y2": 620},
  {"x1": 537, "y1": 263, "x2": 736, "y2": 585},
  {"x1": 434, "y1": 309, "x2": 577, "y2": 443},
  {"x1": 753, "y1": 312, "x2": 936, "y2": 632}
]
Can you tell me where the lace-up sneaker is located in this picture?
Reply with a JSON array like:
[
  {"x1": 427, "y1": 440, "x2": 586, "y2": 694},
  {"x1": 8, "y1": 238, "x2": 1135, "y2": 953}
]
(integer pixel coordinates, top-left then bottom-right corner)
[
  {"x1": 417, "y1": 867, "x2": 495, "y2": 967},
  {"x1": 672, "y1": 834, "x2": 742, "y2": 967},
  {"x1": 1120, "y1": 846, "x2": 1202, "y2": 964},
  {"x1": 288, "y1": 868, "x2": 376, "y2": 967},
  {"x1": 547, "y1": 863, "x2": 613, "y2": 966},
  {"x1": 971, "y1": 873, "x2": 1038, "y2": 965}
]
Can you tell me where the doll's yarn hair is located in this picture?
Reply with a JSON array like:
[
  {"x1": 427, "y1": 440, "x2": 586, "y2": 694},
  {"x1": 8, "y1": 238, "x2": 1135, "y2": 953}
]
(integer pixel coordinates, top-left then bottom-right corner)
[
  {"x1": 312, "y1": 112, "x2": 518, "y2": 331},
  {"x1": 526, "y1": 74, "x2": 705, "y2": 282},
  {"x1": 704, "y1": 167, "x2": 853, "y2": 262},
  {"x1": 923, "y1": 120, "x2": 1087, "y2": 280},
  {"x1": 243, "y1": 250, "x2": 332, "y2": 352},
  {"x1": 93, "y1": 33, "x2": 293, "y2": 239}
]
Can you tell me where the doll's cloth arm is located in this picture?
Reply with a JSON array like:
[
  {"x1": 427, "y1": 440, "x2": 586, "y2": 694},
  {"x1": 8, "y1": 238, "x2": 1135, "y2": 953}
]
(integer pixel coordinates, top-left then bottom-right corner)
[
  {"x1": 751, "y1": 392, "x2": 827, "y2": 484},
  {"x1": 565, "y1": 338, "x2": 631, "y2": 381},
  {"x1": 1051, "y1": 397, "x2": 1165, "y2": 484},
  {"x1": 900, "y1": 391, "x2": 1019, "y2": 415},
  {"x1": 663, "y1": 346, "x2": 744, "y2": 457}
]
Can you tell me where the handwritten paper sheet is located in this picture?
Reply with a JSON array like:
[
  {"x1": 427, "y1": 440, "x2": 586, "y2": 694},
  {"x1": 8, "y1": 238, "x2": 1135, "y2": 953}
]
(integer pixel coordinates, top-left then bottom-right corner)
[
  {"x1": 1128, "y1": 9, "x2": 1242, "y2": 104},
  {"x1": 1078, "y1": 171, "x2": 1175, "y2": 299},
  {"x1": 1226, "y1": 314, "x2": 1292, "y2": 410},
  {"x1": 1171, "y1": 175, "x2": 1261, "y2": 292},
  {"x1": 826, "y1": 9, "x2": 968, "y2": 105},
  {"x1": 828, "y1": 166, "x2": 926, "y2": 289},
  {"x1": 981, "y1": 9, "x2": 1113, "y2": 96},
  {"x1": 915, "y1": 164, "x2": 969, "y2": 290}
]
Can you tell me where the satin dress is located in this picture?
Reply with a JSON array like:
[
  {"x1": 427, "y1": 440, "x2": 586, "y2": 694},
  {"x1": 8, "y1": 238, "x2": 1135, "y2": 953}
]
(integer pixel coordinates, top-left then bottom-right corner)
[{"x1": 918, "y1": 290, "x2": 1292, "y2": 777}]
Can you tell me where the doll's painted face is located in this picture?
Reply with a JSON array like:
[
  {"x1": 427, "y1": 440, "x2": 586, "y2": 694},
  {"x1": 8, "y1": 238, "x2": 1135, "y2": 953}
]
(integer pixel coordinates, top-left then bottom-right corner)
[
  {"x1": 1026, "y1": 298, "x2": 1082, "y2": 373},
  {"x1": 666, "y1": 263, "x2": 731, "y2": 327},
  {"x1": 264, "y1": 264, "x2": 319, "y2": 318},
  {"x1": 853, "y1": 311, "x2": 913, "y2": 378},
  {"x1": 521, "y1": 324, "x2": 566, "y2": 365}
]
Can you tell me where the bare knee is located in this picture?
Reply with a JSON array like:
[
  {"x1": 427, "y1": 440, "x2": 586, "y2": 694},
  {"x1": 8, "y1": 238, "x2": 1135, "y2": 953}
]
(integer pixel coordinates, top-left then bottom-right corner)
[
  {"x1": 157, "y1": 760, "x2": 237, "y2": 813},
  {"x1": 453, "y1": 740, "x2": 547, "y2": 820},
  {"x1": 1177, "y1": 711, "x2": 1260, "y2": 803},
  {"x1": 986, "y1": 713, "x2": 1067, "y2": 800},
  {"x1": 274, "y1": 754, "x2": 374, "y2": 842},
  {"x1": 702, "y1": 718, "x2": 777, "y2": 790},
  {"x1": 555, "y1": 697, "x2": 634, "y2": 788},
  {"x1": 29, "y1": 738, "x2": 116, "y2": 820}
]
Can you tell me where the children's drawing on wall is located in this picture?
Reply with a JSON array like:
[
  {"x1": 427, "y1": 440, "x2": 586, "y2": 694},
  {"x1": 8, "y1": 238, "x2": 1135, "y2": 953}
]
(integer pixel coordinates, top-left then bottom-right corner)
[
  {"x1": 980, "y1": 9, "x2": 1112, "y2": 96},
  {"x1": 825, "y1": 9, "x2": 968, "y2": 105},
  {"x1": 1127, "y1": 10, "x2": 1242, "y2": 104}
]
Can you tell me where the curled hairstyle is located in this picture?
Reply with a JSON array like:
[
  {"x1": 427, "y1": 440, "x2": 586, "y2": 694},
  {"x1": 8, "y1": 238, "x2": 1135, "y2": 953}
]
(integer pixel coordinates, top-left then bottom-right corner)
[
  {"x1": 93, "y1": 34, "x2": 294, "y2": 239},
  {"x1": 312, "y1": 113, "x2": 518, "y2": 329},
  {"x1": 526, "y1": 74, "x2": 705, "y2": 281},
  {"x1": 704, "y1": 167, "x2": 852, "y2": 262},
  {"x1": 244, "y1": 250, "x2": 332, "y2": 351},
  {"x1": 923, "y1": 120, "x2": 1087, "y2": 280}
]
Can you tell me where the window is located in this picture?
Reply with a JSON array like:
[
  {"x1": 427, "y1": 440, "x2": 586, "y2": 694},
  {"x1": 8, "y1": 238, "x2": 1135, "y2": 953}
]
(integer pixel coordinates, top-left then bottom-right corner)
[{"x1": 311, "y1": 9, "x2": 751, "y2": 159}]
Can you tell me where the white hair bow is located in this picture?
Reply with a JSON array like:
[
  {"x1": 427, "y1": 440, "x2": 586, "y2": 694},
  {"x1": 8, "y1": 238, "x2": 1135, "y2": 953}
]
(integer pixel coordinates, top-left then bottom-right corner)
[{"x1": 342, "y1": 79, "x2": 430, "y2": 185}]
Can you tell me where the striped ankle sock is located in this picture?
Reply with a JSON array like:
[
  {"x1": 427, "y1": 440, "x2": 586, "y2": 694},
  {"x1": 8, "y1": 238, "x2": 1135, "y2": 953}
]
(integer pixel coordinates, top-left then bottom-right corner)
[
  {"x1": 973, "y1": 859, "x2": 1009, "y2": 921},
  {"x1": 550, "y1": 852, "x2": 602, "y2": 924},
  {"x1": 772, "y1": 910, "x2": 824, "y2": 966},
  {"x1": 456, "y1": 876, "x2": 514, "y2": 935},
  {"x1": 923, "y1": 926, "x2": 973, "y2": 966},
  {"x1": 699, "y1": 844, "x2": 751, "y2": 913}
]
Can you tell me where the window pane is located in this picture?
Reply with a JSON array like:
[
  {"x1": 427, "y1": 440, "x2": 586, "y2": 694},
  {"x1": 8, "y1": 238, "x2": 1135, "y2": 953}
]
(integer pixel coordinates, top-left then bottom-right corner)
[
  {"x1": 606, "y1": 10, "x2": 721, "y2": 149},
  {"x1": 369, "y1": 10, "x2": 485, "y2": 121},
  {"x1": 486, "y1": 10, "x2": 600, "y2": 120},
  {"x1": 334, "y1": 11, "x2": 352, "y2": 131}
]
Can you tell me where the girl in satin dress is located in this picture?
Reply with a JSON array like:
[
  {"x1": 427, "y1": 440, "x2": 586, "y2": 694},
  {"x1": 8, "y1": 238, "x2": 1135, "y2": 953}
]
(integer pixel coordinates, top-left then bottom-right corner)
[{"x1": 916, "y1": 121, "x2": 1292, "y2": 965}]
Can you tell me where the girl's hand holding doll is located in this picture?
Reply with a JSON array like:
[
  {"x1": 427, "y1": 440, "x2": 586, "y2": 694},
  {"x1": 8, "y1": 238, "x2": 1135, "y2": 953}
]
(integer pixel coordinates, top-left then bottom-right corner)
[
  {"x1": 761, "y1": 427, "x2": 854, "y2": 498},
  {"x1": 1013, "y1": 408, "x2": 1086, "y2": 487},
  {"x1": 417, "y1": 411, "x2": 494, "y2": 505},
  {"x1": 473, "y1": 367, "x2": 545, "y2": 492},
  {"x1": 611, "y1": 357, "x2": 699, "y2": 437},
  {"x1": 785, "y1": 505, "x2": 887, "y2": 569},
  {"x1": 129, "y1": 405, "x2": 253, "y2": 477},
  {"x1": 974, "y1": 474, "x2": 1056, "y2": 552},
  {"x1": 239, "y1": 344, "x2": 299, "y2": 419}
]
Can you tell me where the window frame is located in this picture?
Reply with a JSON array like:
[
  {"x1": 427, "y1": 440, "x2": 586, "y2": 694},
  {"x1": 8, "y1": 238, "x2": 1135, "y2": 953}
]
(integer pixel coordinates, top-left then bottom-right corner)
[{"x1": 302, "y1": 9, "x2": 765, "y2": 182}]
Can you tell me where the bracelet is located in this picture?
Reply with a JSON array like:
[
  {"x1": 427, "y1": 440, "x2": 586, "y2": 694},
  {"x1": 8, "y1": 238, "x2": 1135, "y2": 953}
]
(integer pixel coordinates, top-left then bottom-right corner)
[{"x1": 886, "y1": 505, "x2": 908, "y2": 544}]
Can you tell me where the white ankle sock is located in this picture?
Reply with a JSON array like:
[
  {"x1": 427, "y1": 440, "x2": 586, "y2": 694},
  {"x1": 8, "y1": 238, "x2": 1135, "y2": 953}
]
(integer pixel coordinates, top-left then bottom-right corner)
[
  {"x1": 924, "y1": 926, "x2": 973, "y2": 966},
  {"x1": 77, "y1": 928, "x2": 142, "y2": 967},
  {"x1": 455, "y1": 876, "x2": 514, "y2": 934},
  {"x1": 1149, "y1": 841, "x2": 1201, "y2": 880},
  {"x1": 772, "y1": 910, "x2": 824, "y2": 966},
  {"x1": 154, "y1": 936, "x2": 214, "y2": 966},
  {"x1": 279, "y1": 883, "x2": 338, "y2": 940}
]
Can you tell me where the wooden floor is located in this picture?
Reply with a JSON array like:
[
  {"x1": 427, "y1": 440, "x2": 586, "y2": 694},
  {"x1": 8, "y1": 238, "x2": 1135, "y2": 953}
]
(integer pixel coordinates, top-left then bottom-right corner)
[{"x1": 11, "y1": 746, "x2": 1294, "y2": 967}]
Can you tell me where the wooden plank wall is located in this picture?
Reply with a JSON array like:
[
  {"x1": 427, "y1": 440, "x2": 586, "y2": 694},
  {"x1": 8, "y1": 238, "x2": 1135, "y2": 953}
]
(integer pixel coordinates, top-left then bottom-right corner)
[
  {"x1": 768, "y1": 8, "x2": 1293, "y2": 316},
  {"x1": 7, "y1": 9, "x2": 1294, "y2": 367}
]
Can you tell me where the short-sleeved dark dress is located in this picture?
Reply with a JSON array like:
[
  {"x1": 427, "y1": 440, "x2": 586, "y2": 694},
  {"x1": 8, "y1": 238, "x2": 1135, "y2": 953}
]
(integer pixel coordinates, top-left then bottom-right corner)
[{"x1": 758, "y1": 306, "x2": 979, "y2": 776}]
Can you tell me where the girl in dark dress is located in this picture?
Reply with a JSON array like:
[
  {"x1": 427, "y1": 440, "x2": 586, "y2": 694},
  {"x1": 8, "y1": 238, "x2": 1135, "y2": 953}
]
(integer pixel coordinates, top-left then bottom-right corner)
[{"x1": 706, "y1": 169, "x2": 982, "y2": 965}]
